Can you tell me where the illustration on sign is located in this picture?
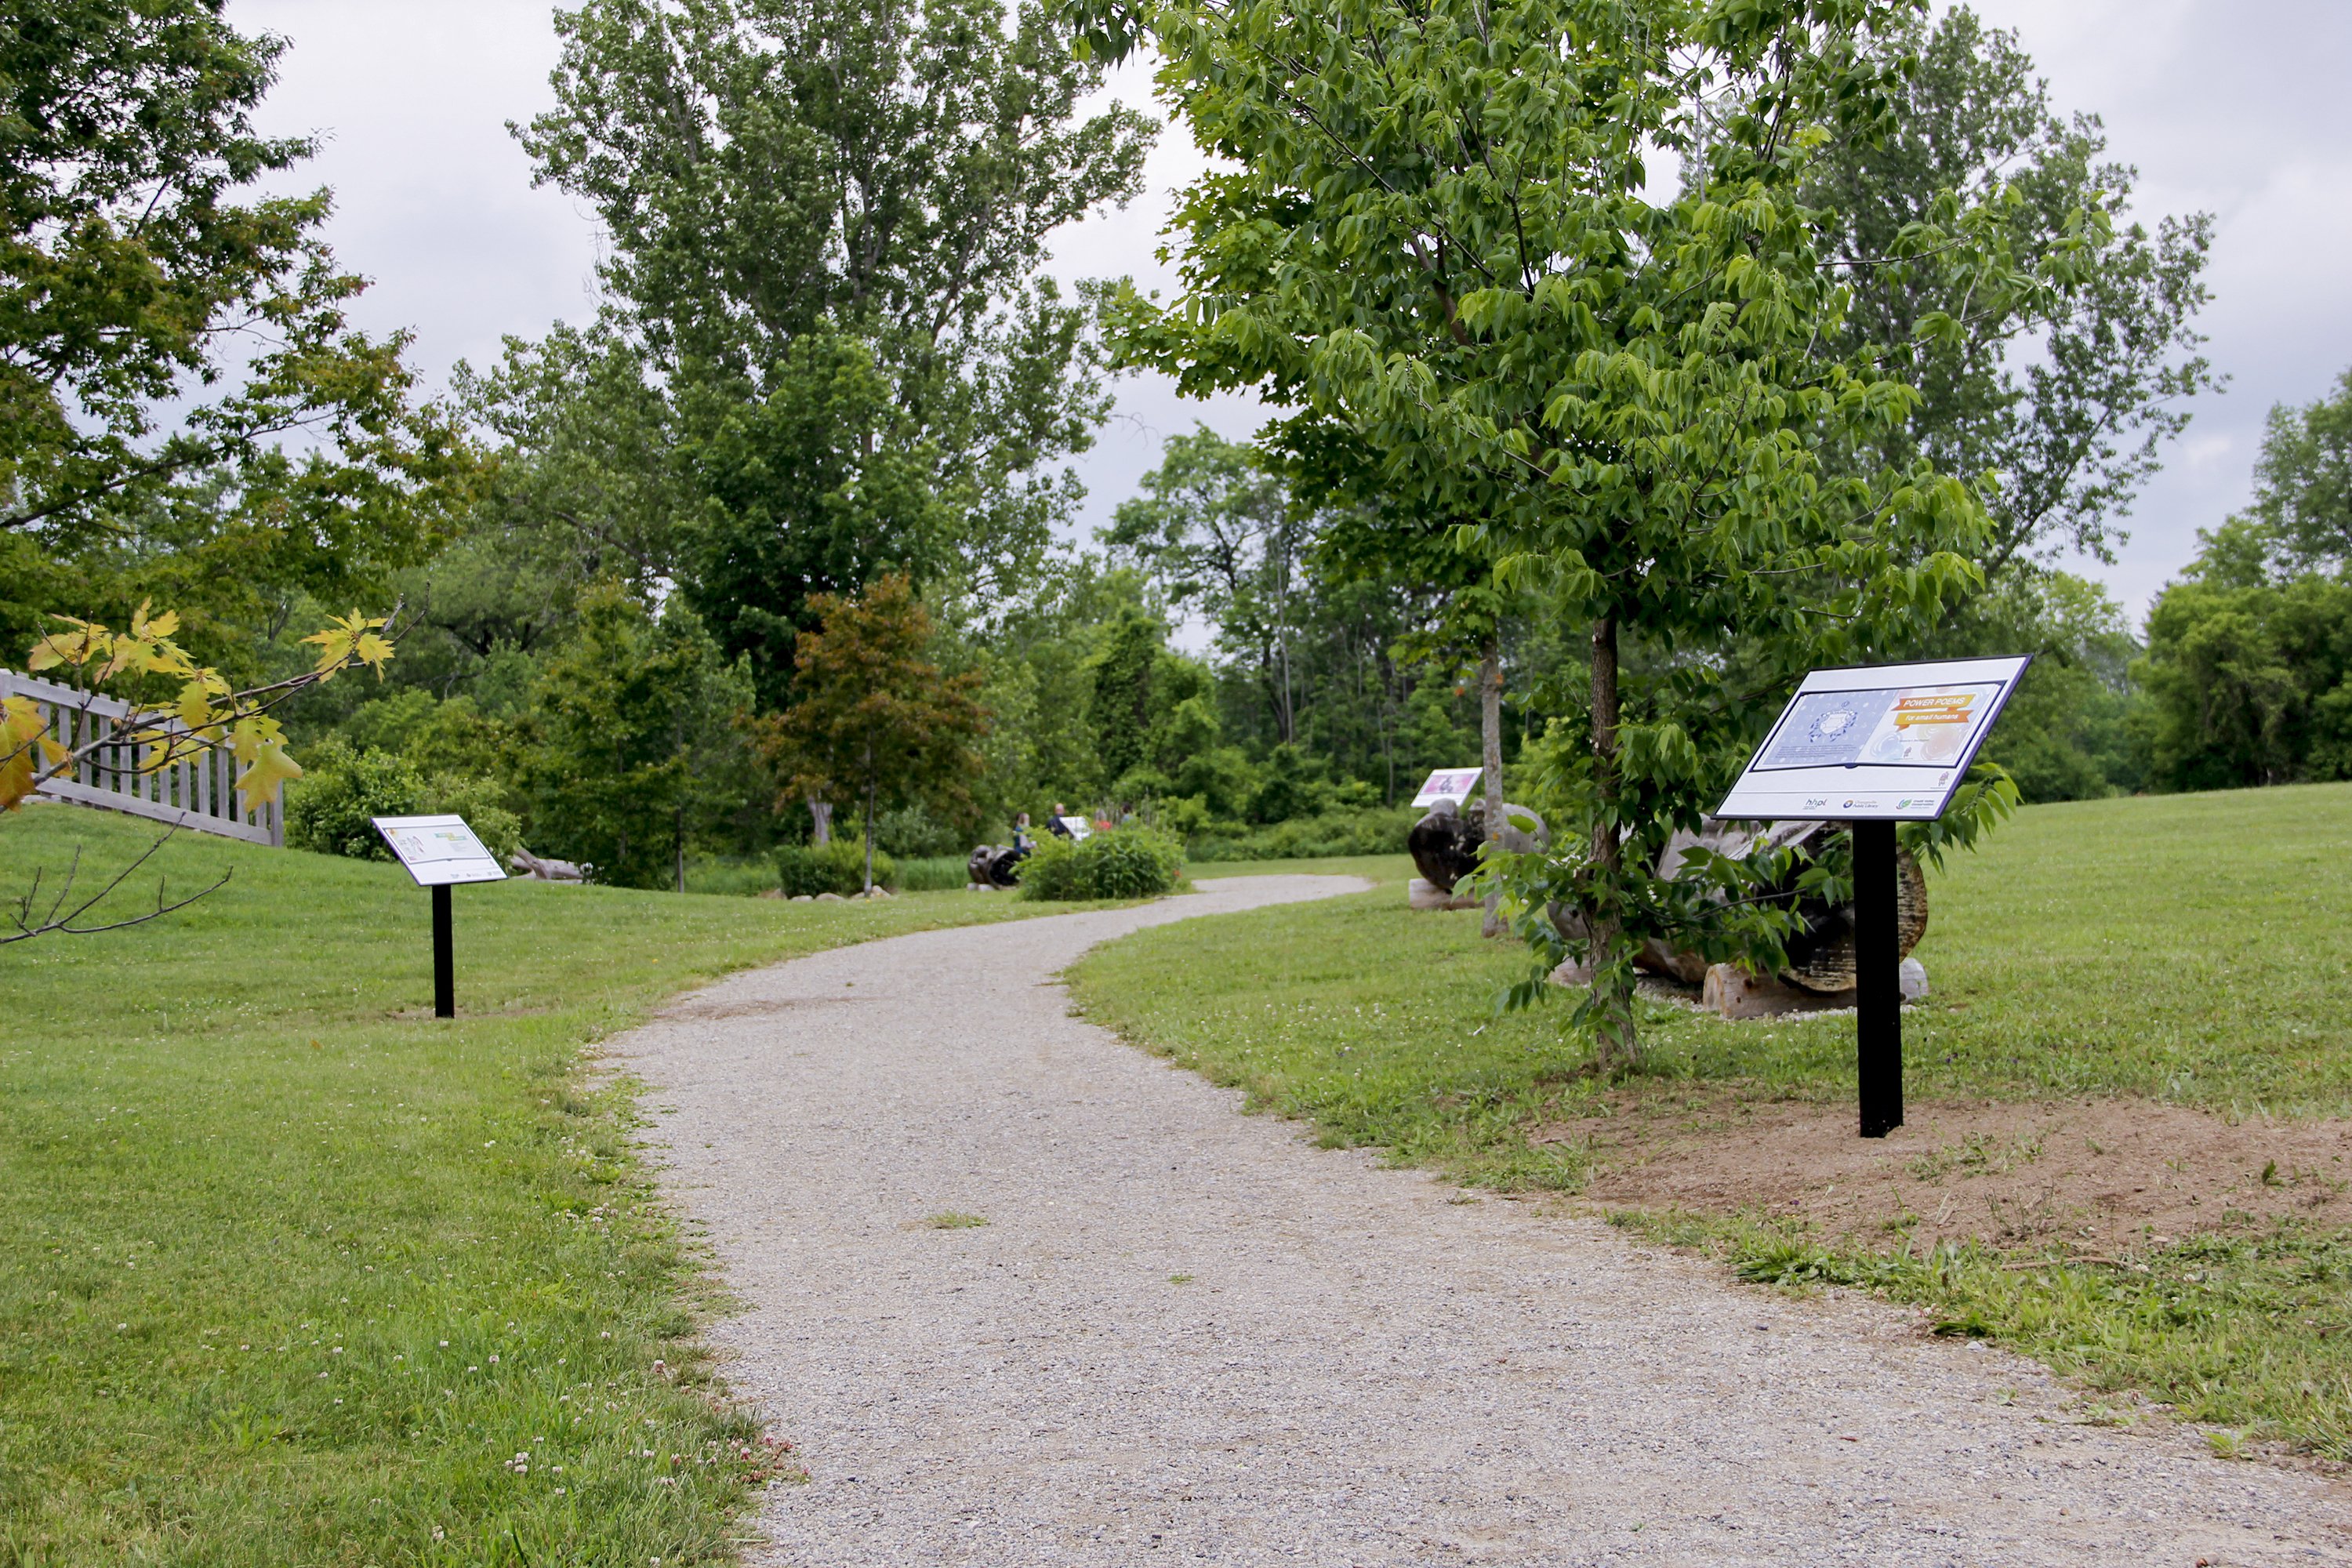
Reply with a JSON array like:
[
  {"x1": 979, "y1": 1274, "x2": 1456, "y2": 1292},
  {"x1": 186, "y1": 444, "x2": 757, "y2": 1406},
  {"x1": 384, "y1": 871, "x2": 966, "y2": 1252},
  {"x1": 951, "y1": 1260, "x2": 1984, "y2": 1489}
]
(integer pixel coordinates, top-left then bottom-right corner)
[
  {"x1": 1754, "y1": 684, "x2": 2002, "y2": 771},
  {"x1": 371, "y1": 815, "x2": 508, "y2": 887},
  {"x1": 1410, "y1": 767, "x2": 1484, "y2": 808}
]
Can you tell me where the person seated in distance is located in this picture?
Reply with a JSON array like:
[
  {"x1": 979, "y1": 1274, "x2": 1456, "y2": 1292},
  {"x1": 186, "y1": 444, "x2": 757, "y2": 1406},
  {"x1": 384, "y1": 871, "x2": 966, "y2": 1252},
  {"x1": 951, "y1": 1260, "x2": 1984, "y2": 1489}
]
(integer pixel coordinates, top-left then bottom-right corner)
[{"x1": 1047, "y1": 804, "x2": 1076, "y2": 840}]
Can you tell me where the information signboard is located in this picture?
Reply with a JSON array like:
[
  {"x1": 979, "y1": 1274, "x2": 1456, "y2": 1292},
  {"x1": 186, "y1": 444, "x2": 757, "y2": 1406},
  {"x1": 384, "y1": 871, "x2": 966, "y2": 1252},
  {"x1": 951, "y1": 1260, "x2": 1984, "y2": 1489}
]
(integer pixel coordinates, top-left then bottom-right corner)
[
  {"x1": 372, "y1": 815, "x2": 508, "y2": 886},
  {"x1": 1410, "y1": 767, "x2": 1483, "y2": 809},
  {"x1": 1055, "y1": 815, "x2": 1094, "y2": 842},
  {"x1": 1712, "y1": 655, "x2": 2032, "y2": 823}
]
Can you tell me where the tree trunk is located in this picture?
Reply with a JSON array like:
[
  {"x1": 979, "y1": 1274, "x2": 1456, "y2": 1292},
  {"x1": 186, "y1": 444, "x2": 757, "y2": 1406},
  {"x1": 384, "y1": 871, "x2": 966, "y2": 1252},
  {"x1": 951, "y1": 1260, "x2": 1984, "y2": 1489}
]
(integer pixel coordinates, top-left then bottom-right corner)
[
  {"x1": 862, "y1": 764, "x2": 878, "y2": 895},
  {"x1": 674, "y1": 804, "x2": 685, "y2": 895},
  {"x1": 1586, "y1": 614, "x2": 1640, "y2": 1069},
  {"x1": 808, "y1": 797, "x2": 833, "y2": 846},
  {"x1": 1479, "y1": 639, "x2": 1505, "y2": 938}
]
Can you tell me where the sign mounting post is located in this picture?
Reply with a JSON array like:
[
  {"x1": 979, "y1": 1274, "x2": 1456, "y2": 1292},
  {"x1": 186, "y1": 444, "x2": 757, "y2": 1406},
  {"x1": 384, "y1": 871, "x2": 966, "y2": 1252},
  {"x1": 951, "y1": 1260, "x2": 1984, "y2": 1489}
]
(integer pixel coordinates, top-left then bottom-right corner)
[
  {"x1": 1714, "y1": 655, "x2": 2031, "y2": 1138},
  {"x1": 372, "y1": 815, "x2": 508, "y2": 1019}
]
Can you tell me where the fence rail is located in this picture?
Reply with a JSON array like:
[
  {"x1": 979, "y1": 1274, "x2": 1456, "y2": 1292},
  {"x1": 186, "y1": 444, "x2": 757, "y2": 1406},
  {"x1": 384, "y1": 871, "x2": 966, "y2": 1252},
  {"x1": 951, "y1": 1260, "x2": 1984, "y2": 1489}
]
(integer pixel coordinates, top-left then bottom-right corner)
[{"x1": 0, "y1": 669, "x2": 281, "y2": 847}]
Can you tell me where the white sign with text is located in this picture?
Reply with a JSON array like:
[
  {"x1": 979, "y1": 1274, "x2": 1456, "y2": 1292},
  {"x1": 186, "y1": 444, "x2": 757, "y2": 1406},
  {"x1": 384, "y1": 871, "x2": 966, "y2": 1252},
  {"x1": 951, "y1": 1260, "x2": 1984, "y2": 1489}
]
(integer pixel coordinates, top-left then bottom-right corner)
[
  {"x1": 1713, "y1": 655, "x2": 2032, "y2": 822},
  {"x1": 1410, "y1": 767, "x2": 1484, "y2": 808},
  {"x1": 372, "y1": 815, "x2": 510, "y2": 886}
]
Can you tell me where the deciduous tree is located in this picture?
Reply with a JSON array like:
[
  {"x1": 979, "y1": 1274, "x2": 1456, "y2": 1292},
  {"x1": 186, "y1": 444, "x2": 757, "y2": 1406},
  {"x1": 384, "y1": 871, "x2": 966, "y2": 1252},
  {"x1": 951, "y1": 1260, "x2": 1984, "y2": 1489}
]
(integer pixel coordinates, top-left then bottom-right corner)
[
  {"x1": 1091, "y1": 0, "x2": 2072, "y2": 1065},
  {"x1": 511, "y1": 0, "x2": 1156, "y2": 706},
  {"x1": 754, "y1": 575, "x2": 989, "y2": 892}
]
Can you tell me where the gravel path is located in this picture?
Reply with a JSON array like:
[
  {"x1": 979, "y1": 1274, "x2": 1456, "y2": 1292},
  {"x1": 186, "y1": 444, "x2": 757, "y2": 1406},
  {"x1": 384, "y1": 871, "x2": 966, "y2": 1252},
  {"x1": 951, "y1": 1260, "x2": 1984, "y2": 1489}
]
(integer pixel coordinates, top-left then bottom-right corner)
[{"x1": 615, "y1": 875, "x2": 2352, "y2": 1566}]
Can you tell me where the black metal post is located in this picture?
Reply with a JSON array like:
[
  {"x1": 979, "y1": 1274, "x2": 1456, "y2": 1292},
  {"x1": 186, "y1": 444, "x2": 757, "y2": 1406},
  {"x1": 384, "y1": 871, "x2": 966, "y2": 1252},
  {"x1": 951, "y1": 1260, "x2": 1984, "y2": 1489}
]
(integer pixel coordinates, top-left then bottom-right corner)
[
  {"x1": 1853, "y1": 818, "x2": 1900, "y2": 1137},
  {"x1": 432, "y1": 882, "x2": 455, "y2": 1019}
]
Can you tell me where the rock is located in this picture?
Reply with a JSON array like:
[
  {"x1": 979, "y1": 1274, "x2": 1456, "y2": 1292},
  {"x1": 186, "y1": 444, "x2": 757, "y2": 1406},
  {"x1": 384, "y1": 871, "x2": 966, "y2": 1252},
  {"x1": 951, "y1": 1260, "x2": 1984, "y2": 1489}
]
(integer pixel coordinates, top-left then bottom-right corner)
[
  {"x1": 1407, "y1": 877, "x2": 1481, "y2": 912},
  {"x1": 790, "y1": 895, "x2": 815, "y2": 902},
  {"x1": 815, "y1": 892, "x2": 847, "y2": 902},
  {"x1": 967, "y1": 843, "x2": 1027, "y2": 889},
  {"x1": 1549, "y1": 956, "x2": 1597, "y2": 986},
  {"x1": 1701, "y1": 964, "x2": 1852, "y2": 1020},
  {"x1": 1407, "y1": 799, "x2": 1551, "y2": 892},
  {"x1": 1697, "y1": 958, "x2": 1930, "y2": 1019}
]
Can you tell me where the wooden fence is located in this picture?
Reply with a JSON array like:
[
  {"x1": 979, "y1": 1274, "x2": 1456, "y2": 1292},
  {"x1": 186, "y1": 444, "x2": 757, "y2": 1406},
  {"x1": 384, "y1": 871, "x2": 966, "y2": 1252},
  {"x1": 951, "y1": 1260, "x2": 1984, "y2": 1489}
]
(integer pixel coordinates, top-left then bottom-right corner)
[{"x1": 0, "y1": 668, "x2": 281, "y2": 847}]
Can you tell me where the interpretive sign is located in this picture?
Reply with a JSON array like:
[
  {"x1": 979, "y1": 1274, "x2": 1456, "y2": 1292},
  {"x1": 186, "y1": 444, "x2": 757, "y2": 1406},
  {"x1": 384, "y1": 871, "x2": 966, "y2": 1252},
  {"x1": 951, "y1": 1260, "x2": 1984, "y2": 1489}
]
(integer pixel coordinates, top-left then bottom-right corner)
[
  {"x1": 1713, "y1": 655, "x2": 2031, "y2": 1141},
  {"x1": 1056, "y1": 815, "x2": 1094, "y2": 841},
  {"x1": 372, "y1": 815, "x2": 508, "y2": 886},
  {"x1": 1410, "y1": 767, "x2": 1483, "y2": 809},
  {"x1": 1714, "y1": 655, "x2": 2031, "y2": 823},
  {"x1": 372, "y1": 815, "x2": 506, "y2": 1019}
]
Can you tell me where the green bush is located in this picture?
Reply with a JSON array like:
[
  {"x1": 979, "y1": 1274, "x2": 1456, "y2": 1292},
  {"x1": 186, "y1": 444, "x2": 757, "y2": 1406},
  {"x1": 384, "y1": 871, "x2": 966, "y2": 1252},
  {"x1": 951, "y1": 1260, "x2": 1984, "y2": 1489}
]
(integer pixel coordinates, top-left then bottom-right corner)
[
  {"x1": 1188, "y1": 806, "x2": 1417, "y2": 862},
  {"x1": 287, "y1": 742, "x2": 524, "y2": 868},
  {"x1": 424, "y1": 773, "x2": 523, "y2": 868},
  {"x1": 775, "y1": 837, "x2": 895, "y2": 896},
  {"x1": 1018, "y1": 826, "x2": 1185, "y2": 900},
  {"x1": 285, "y1": 742, "x2": 422, "y2": 859}
]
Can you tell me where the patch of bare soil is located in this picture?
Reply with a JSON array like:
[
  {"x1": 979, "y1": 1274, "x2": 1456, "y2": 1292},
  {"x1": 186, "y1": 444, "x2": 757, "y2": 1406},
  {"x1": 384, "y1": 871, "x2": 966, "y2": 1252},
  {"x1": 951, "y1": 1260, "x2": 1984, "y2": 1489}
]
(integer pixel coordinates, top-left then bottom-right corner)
[{"x1": 1537, "y1": 1093, "x2": 2352, "y2": 1254}]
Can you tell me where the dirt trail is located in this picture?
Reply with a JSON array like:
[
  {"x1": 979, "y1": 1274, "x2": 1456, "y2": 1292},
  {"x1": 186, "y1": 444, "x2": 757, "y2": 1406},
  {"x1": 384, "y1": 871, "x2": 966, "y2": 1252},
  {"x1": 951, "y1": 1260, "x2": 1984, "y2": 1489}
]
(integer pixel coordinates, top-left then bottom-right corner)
[{"x1": 614, "y1": 875, "x2": 2352, "y2": 1566}]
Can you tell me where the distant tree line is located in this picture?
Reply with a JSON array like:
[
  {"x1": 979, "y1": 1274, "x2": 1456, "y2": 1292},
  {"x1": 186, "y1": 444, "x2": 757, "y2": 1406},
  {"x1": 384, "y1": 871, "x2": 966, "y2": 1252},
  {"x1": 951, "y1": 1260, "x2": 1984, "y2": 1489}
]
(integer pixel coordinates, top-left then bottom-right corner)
[{"x1": 15, "y1": 0, "x2": 2336, "y2": 986}]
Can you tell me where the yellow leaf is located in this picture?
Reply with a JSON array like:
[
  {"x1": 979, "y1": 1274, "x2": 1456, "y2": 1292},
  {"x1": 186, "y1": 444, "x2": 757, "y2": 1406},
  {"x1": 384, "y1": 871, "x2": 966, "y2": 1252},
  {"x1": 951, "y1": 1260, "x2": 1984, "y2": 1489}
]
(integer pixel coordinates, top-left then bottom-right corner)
[
  {"x1": 129, "y1": 600, "x2": 180, "y2": 640},
  {"x1": 299, "y1": 610, "x2": 394, "y2": 681},
  {"x1": 177, "y1": 683, "x2": 214, "y2": 731},
  {"x1": 231, "y1": 721, "x2": 302, "y2": 815},
  {"x1": 0, "y1": 696, "x2": 54, "y2": 811}
]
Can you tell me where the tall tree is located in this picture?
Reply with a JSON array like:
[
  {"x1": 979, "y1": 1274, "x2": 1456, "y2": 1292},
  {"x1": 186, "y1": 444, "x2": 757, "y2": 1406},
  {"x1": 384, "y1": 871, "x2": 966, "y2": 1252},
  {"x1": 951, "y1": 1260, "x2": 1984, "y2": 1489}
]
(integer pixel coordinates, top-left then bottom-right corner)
[
  {"x1": 755, "y1": 575, "x2": 989, "y2": 892},
  {"x1": 517, "y1": 584, "x2": 756, "y2": 890},
  {"x1": 512, "y1": 0, "x2": 1156, "y2": 708},
  {"x1": 0, "y1": 0, "x2": 463, "y2": 577},
  {"x1": 1804, "y1": 6, "x2": 2216, "y2": 580},
  {"x1": 1095, "y1": 0, "x2": 2071, "y2": 1065},
  {"x1": 2238, "y1": 368, "x2": 2352, "y2": 575},
  {"x1": 1104, "y1": 427, "x2": 1305, "y2": 743}
]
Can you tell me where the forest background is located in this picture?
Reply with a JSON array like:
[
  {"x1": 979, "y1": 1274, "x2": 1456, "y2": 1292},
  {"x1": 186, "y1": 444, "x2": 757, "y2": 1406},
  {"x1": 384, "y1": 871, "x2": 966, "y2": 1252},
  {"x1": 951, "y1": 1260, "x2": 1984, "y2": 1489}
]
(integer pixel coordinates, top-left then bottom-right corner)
[{"x1": 11, "y1": 0, "x2": 2352, "y2": 892}]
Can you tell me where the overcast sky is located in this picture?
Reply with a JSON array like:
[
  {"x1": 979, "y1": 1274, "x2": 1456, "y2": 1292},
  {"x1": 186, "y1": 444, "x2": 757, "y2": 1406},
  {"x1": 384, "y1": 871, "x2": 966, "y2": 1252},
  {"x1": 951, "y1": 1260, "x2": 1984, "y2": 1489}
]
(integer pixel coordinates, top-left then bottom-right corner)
[{"x1": 230, "y1": 0, "x2": 2352, "y2": 622}]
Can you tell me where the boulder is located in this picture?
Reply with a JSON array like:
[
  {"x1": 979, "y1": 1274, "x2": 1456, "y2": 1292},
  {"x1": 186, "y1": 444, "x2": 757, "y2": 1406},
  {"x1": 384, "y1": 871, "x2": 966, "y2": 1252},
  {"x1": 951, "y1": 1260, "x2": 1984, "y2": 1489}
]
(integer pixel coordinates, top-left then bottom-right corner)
[
  {"x1": 967, "y1": 843, "x2": 1027, "y2": 890},
  {"x1": 1406, "y1": 798, "x2": 1550, "y2": 893}
]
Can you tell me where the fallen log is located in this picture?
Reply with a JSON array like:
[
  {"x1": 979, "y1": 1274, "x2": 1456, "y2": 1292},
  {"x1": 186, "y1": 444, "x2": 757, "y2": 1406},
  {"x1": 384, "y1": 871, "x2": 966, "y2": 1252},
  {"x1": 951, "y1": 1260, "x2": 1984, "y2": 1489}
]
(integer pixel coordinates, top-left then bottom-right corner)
[{"x1": 1551, "y1": 820, "x2": 1927, "y2": 997}]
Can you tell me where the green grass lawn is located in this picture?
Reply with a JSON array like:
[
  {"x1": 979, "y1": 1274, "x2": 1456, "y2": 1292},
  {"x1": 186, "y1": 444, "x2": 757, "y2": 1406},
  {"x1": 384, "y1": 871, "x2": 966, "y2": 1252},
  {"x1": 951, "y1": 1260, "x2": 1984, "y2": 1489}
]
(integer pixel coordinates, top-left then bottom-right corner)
[
  {"x1": 1189, "y1": 853, "x2": 1414, "y2": 889},
  {"x1": 0, "y1": 804, "x2": 1092, "y2": 1566},
  {"x1": 1070, "y1": 784, "x2": 2352, "y2": 1460}
]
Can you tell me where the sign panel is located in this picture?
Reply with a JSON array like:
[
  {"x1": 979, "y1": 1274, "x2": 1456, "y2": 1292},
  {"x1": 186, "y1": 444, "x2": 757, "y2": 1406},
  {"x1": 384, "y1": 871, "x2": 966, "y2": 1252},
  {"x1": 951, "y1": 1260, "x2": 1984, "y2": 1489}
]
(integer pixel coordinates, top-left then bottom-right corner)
[
  {"x1": 1055, "y1": 815, "x2": 1094, "y2": 842},
  {"x1": 1713, "y1": 655, "x2": 2031, "y2": 822},
  {"x1": 1410, "y1": 767, "x2": 1483, "y2": 808},
  {"x1": 372, "y1": 815, "x2": 510, "y2": 887}
]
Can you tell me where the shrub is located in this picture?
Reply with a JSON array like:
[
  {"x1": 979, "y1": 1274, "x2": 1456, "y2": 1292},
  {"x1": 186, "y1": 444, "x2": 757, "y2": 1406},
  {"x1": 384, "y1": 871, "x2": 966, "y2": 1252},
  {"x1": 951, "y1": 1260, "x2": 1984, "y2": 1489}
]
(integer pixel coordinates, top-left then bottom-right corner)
[
  {"x1": 1018, "y1": 826, "x2": 1185, "y2": 900},
  {"x1": 285, "y1": 742, "x2": 422, "y2": 859},
  {"x1": 775, "y1": 838, "x2": 895, "y2": 896},
  {"x1": 424, "y1": 773, "x2": 523, "y2": 868}
]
